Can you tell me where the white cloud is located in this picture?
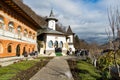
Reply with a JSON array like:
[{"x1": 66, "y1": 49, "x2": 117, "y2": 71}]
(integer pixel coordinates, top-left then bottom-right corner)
[{"x1": 23, "y1": 0, "x2": 120, "y2": 44}]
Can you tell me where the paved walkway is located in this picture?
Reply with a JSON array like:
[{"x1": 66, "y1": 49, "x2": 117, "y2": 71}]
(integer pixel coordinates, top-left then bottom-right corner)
[
  {"x1": 30, "y1": 56, "x2": 75, "y2": 80},
  {"x1": 0, "y1": 56, "x2": 36, "y2": 66}
]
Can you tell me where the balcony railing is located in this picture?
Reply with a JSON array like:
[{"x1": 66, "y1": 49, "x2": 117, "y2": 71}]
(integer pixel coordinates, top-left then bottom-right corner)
[{"x1": 0, "y1": 28, "x2": 36, "y2": 43}]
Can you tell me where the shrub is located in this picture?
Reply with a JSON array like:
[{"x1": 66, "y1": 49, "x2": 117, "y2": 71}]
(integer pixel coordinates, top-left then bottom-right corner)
[{"x1": 86, "y1": 57, "x2": 92, "y2": 63}]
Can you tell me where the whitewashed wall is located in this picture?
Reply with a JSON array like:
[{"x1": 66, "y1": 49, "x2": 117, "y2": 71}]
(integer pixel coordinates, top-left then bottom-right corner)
[
  {"x1": 67, "y1": 35, "x2": 73, "y2": 43},
  {"x1": 67, "y1": 35, "x2": 75, "y2": 52},
  {"x1": 46, "y1": 34, "x2": 67, "y2": 50},
  {"x1": 48, "y1": 20, "x2": 56, "y2": 30}
]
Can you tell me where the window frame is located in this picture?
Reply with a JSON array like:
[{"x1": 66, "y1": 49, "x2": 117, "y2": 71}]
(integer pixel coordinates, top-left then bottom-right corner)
[
  {"x1": 8, "y1": 22, "x2": 14, "y2": 32},
  {"x1": 24, "y1": 29, "x2": 28, "y2": 37},
  {"x1": 8, "y1": 44, "x2": 12, "y2": 53},
  {"x1": 48, "y1": 40, "x2": 53, "y2": 48},
  {"x1": 59, "y1": 41, "x2": 63, "y2": 48}
]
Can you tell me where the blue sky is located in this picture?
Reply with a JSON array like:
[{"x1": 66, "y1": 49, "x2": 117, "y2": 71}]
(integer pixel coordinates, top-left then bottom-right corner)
[
  {"x1": 82, "y1": 0, "x2": 100, "y2": 3},
  {"x1": 23, "y1": 0, "x2": 120, "y2": 44}
]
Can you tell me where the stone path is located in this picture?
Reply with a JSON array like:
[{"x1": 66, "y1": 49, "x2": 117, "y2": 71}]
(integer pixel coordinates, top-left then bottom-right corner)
[{"x1": 30, "y1": 56, "x2": 75, "y2": 80}]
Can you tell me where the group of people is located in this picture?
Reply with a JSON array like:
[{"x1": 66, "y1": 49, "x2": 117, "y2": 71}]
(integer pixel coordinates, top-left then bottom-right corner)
[
  {"x1": 75, "y1": 49, "x2": 90, "y2": 57},
  {"x1": 22, "y1": 51, "x2": 38, "y2": 57},
  {"x1": 66, "y1": 48, "x2": 90, "y2": 57}
]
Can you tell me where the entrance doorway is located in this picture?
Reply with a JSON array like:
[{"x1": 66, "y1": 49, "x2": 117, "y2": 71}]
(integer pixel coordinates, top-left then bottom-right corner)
[
  {"x1": 23, "y1": 47, "x2": 26, "y2": 55},
  {"x1": 54, "y1": 41, "x2": 62, "y2": 56},
  {"x1": 16, "y1": 44, "x2": 20, "y2": 56}
]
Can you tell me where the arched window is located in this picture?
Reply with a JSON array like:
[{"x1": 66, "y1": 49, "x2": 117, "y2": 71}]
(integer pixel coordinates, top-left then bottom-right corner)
[
  {"x1": 54, "y1": 41, "x2": 58, "y2": 48},
  {"x1": 0, "y1": 43, "x2": 3, "y2": 53},
  {"x1": 29, "y1": 31, "x2": 32, "y2": 38},
  {"x1": 17, "y1": 26, "x2": 22, "y2": 39},
  {"x1": 17, "y1": 26, "x2": 22, "y2": 34},
  {"x1": 8, "y1": 44, "x2": 12, "y2": 53},
  {"x1": 8, "y1": 22, "x2": 14, "y2": 32},
  {"x1": 24, "y1": 29, "x2": 28, "y2": 37},
  {"x1": 33, "y1": 33, "x2": 35, "y2": 39},
  {"x1": 48, "y1": 40, "x2": 53, "y2": 48},
  {"x1": 59, "y1": 41, "x2": 63, "y2": 48},
  {"x1": 29, "y1": 48, "x2": 30, "y2": 53},
  {"x1": 23, "y1": 47, "x2": 26, "y2": 53},
  {"x1": 32, "y1": 48, "x2": 34, "y2": 51}
]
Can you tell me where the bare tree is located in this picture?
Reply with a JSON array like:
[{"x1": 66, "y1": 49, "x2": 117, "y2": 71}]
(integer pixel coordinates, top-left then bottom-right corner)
[
  {"x1": 105, "y1": 27, "x2": 113, "y2": 49},
  {"x1": 116, "y1": 8, "x2": 120, "y2": 48},
  {"x1": 107, "y1": 6, "x2": 120, "y2": 75}
]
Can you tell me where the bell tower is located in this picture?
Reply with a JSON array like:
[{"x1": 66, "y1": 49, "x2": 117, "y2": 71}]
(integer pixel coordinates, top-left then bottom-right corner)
[{"x1": 46, "y1": 9, "x2": 58, "y2": 30}]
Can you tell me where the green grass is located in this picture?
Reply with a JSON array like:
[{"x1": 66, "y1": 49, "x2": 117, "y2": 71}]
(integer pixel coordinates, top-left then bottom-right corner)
[
  {"x1": 55, "y1": 52, "x2": 63, "y2": 56},
  {"x1": 77, "y1": 61, "x2": 101, "y2": 80},
  {"x1": 0, "y1": 58, "x2": 44, "y2": 80}
]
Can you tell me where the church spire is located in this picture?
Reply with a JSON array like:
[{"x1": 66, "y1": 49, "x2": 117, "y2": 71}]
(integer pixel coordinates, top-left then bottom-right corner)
[
  {"x1": 49, "y1": 9, "x2": 55, "y2": 17},
  {"x1": 46, "y1": 9, "x2": 58, "y2": 22}
]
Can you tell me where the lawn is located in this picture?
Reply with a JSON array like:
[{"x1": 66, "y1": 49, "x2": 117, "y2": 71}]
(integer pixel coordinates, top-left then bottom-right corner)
[
  {"x1": 68, "y1": 60, "x2": 102, "y2": 80},
  {"x1": 55, "y1": 52, "x2": 63, "y2": 56},
  {"x1": 77, "y1": 60, "x2": 101, "y2": 80},
  {"x1": 0, "y1": 57, "x2": 52, "y2": 80}
]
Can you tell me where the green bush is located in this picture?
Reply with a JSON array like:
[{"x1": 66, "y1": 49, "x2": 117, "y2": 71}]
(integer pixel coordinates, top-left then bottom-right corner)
[{"x1": 86, "y1": 57, "x2": 92, "y2": 63}]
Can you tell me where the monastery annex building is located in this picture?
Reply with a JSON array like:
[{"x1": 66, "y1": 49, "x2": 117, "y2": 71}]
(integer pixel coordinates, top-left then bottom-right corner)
[{"x1": 0, "y1": 0, "x2": 75, "y2": 58}]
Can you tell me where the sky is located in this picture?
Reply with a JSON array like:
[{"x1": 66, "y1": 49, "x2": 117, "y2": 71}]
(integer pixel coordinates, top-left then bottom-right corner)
[{"x1": 23, "y1": 0, "x2": 120, "y2": 44}]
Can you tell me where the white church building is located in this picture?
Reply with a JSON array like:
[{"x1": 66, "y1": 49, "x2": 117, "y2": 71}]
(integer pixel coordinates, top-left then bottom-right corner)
[{"x1": 37, "y1": 10, "x2": 75, "y2": 56}]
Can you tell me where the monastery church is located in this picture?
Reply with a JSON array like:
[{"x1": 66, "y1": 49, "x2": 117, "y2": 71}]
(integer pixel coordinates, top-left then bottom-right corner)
[{"x1": 0, "y1": 0, "x2": 75, "y2": 58}]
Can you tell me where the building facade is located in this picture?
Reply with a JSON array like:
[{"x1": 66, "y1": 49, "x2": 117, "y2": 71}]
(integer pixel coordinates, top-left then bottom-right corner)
[
  {"x1": 0, "y1": 0, "x2": 45, "y2": 57},
  {"x1": 37, "y1": 10, "x2": 67, "y2": 56},
  {"x1": 38, "y1": 10, "x2": 75, "y2": 56},
  {"x1": 0, "y1": 0, "x2": 75, "y2": 57}
]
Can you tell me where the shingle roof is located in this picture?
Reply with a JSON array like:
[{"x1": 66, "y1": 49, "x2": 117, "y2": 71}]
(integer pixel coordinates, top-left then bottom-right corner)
[
  {"x1": 66, "y1": 25, "x2": 74, "y2": 35},
  {"x1": 11, "y1": 0, "x2": 47, "y2": 28},
  {"x1": 37, "y1": 28, "x2": 66, "y2": 36}
]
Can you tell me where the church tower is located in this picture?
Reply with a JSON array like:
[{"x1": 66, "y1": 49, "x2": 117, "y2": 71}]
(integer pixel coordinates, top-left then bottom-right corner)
[{"x1": 46, "y1": 10, "x2": 58, "y2": 30}]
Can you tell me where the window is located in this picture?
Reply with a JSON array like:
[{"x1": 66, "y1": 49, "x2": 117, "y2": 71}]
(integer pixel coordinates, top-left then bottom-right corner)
[
  {"x1": 29, "y1": 31, "x2": 32, "y2": 38},
  {"x1": 54, "y1": 41, "x2": 58, "y2": 48},
  {"x1": 48, "y1": 40, "x2": 53, "y2": 48},
  {"x1": 8, "y1": 22, "x2": 14, "y2": 32},
  {"x1": 0, "y1": 43, "x2": 3, "y2": 53},
  {"x1": 29, "y1": 48, "x2": 30, "y2": 53},
  {"x1": 33, "y1": 33, "x2": 35, "y2": 39},
  {"x1": 8, "y1": 44, "x2": 12, "y2": 53},
  {"x1": 23, "y1": 47, "x2": 26, "y2": 52},
  {"x1": 32, "y1": 48, "x2": 34, "y2": 51},
  {"x1": 24, "y1": 29, "x2": 28, "y2": 37},
  {"x1": 0, "y1": 16, "x2": 4, "y2": 29},
  {"x1": 59, "y1": 41, "x2": 63, "y2": 48},
  {"x1": 69, "y1": 37, "x2": 71, "y2": 42},
  {"x1": 17, "y1": 26, "x2": 21, "y2": 34}
]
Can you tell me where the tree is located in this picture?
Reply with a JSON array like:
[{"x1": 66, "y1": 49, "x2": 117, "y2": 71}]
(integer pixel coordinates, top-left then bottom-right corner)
[
  {"x1": 106, "y1": 7, "x2": 120, "y2": 77},
  {"x1": 74, "y1": 35, "x2": 80, "y2": 49}
]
